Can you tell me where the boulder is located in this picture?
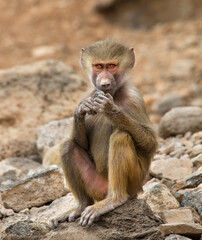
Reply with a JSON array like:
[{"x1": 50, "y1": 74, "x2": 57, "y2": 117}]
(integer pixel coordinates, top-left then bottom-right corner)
[
  {"x1": 0, "y1": 60, "x2": 85, "y2": 145},
  {"x1": 0, "y1": 60, "x2": 85, "y2": 99},
  {"x1": 0, "y1": 166, "x2": 67, "y2": 212},
  {"x1": 37, "y1": 118, "x2": 73, "y2": 154},
  {"x1": 0, "y1": 140, "x2": 38, "y2": 162},
  {"x1": 44, "y1": 198, "x2": 163, "y2": 240},
  {"x1": 156, "y1": 93, "x2": 185, "y2": 114},
  {"x1": 158, "y1": 107, "x2": 202, "y2": 138}
]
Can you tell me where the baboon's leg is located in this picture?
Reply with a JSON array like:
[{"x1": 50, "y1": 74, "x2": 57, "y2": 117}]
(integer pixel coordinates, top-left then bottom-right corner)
[
  {"x1": 49, "y1": 140, "x2": 108, "y2": 229},
  {"x1": 79, "y1": 129, "x2": 144, "y2": 227}
]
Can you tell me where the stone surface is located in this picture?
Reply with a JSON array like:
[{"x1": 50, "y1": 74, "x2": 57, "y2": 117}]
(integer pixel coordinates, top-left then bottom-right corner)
[
  {"x1": 0, "y1": 140, "x2": 38, "y2": 161},
  {"x1": 0, "y1": 166, "x2": 66, "y2": 212},
  {"x1": 190, "y1": 144, "x2": 202, "y2": 157},
  {"x1": 185, "y1": 170, "x2": 202, "y2": 188},
  {"x1": 44, "y1": 198, "x2": 163, "y2": 240},
  {"x1": 0, "y1": 60, "x2": 85, "y2": 145},
  {"x1": 160, "y1": 223, "x2": 202, "y2": 239},
  {"x1": 192, "y1": 131, "x2": 202, "y2": 142},
  {"x1": 1, "y1": 220, "x2": 50, "y2": 240},
  {"x1": 0, "y1": 195, "x2": 14, "y2": 218},
  {"x1": 158, "y1": 208, "x2": 194, "y2": 224},
  {"x1": 37, "y1": 117, "x2": 73, "y2": 154},
  {"x1": 0, "y1": 158, "x2": 45, "y2": 185},
  {"x1": 191, "y1": 154, "x2": 202, "y2": 167},
  {"x1": 157, "y1": 93, "x2": 185, "y2": 114},
  {"x1": 30, "y1": 193, "x2": 77, "y2": 222},
  {"x1": 158, "y1": 107, "x2": 202, "y2": 138},
  {"x1": 150, "y1": 157, "x2": 192, "y2": 180},
  {"x1": 165, "y1": 235, "x2": 192, "y2": 240},
  {"x1": 143, "y1": 182, "x2": 180, "y2": 213},
  {"x1": 172, "y1": 189, "x2": 190, "y2": 204},
  {"x1": 181, "y1": 189, "x2": 202, "y2": 214}
]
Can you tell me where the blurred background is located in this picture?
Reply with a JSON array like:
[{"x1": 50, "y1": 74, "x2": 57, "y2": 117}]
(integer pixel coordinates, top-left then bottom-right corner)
[{"x1": 0, "y1": 0, "x2": 201, "y2": 145}]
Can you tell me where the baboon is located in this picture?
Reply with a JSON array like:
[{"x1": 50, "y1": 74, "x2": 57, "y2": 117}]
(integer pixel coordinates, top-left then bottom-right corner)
[{"x1": 50, "y1": 39, "x2": 158, "y2": 228}]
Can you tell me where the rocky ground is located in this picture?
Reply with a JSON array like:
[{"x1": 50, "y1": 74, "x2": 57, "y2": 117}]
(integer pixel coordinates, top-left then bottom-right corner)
[
  {"x1": 0, "y1": 0, "x2": 202, "y2": 239},
  {"x1": 0, "y1": 62, "x2": 201, "y2": 239}
]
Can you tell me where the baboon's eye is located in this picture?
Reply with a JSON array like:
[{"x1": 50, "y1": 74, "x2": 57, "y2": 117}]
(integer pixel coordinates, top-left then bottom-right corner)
[
  {"x1": 94, "y1": 64, "x2": 103, "y2": 70},
  {"x1": 108, "y1": 64, "x2": 116, "y2": 69}
]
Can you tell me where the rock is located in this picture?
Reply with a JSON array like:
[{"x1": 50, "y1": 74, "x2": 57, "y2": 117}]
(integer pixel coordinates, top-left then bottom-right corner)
[
  {"x1": 0, "y1": 195, "x2": 14, "y2": 218},
  {"x1": 171, "y1": 180, "x2": 187, "y2": 192},
  {"x1": 1, "y1": 220, "x2": 50, "y2": 240},
  {"x1": 0, "y1": 158, "x2": 45, "y2": 185},
  {"x1": 42, "y1": 143, "x2": 63, "y2": 166},
  {"x1": 160, "y1": 223, "x2": 202, "y2": 239},
  {"x1": 150, "y1": 157, "x2": 192, "y2": 180},
  {"x1": 169, "y1": 147, "x2": 186, "y2": 158},
  {"x1": 44, "y1": 198, "x2": 163, "y2": 240},
  {"x1": 173, "y1": 189, "x2": 190, "y2": 203},
  {"x1": 159, "y1": 107, "x2": 202, "y2": 138},
  {"x1": 157, "y1": 93, "x2": 185, "y2": 114},
  {"x1": 190, "y1": 144, "x2": 202, "y2": 157},
  {"x1": 181, "y1": 189, "x2": 202, "y2": 214},
  {"x1": 191, "y1": 154, "x2": 202, "y2": 167},
  {"x1": 185, "y1": 170, "x2": 202, "y2": 188},
  {"x1": 37, "y1": 118, "x2": 73, "y2": 154},
  {"x1": 165, "y1": 235, "x2": 192, "y2": 240},
  {"x1": 158, "y1": 208, "x2": 194, "y2": 224},
  {"x1": 0, "y1": 166, "x2": 66, "y2": 212},
  {"x1": 30, "y1": 193, "x2": 77, "y2": 223},
  {"x1": 170, "y1": 59, "x2": 195, "y2": 78},
  {"x1": 143, "y1": 177, "x2": 160, "y2": 189},
  {"x1": 192, "y1": 131, "x2": 202, "y2": 142},
  {"x1": 0, "y1": 60, "x2": 85, "y2": 145},
  {"x1": 143, "y1": 182, "x2": 180, "y2": 213},
  {"x1": 0, "y1": 140, "x2": 38, "y2": 161},
  {"x1": 0, "y1": 60, "x2": 85, "y2": 98}
]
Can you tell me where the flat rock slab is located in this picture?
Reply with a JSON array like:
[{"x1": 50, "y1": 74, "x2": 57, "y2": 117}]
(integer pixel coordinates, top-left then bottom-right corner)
[
  {"x1": 158, "y1": 208, "x2": 194, "y2": 224},
  {"x1": 44, "y1": 198, "x2": 163, "y2": 240},
  {"x1": 0, "y1": 166, "x2": 66, "y2": 212},
  {"x1": 160, "y1": 223, "x2": 202, "y2": 239},
  {"x1": 150, "y1": 157, "x2": 192, "y2": 180}
]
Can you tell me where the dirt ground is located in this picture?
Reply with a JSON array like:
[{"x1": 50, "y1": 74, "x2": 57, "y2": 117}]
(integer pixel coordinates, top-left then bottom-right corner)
[{"x1": 0, "y1": 0, "x2": 202, "y2": 143}]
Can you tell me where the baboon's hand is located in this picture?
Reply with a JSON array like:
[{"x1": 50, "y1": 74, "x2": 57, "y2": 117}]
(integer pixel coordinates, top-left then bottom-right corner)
[
  {"x1": 75, "y1": 97, "x2": 97, "y2": 118},
  {"x1": 93, "y1": 92, "x2": 117, "y2": 114}
]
